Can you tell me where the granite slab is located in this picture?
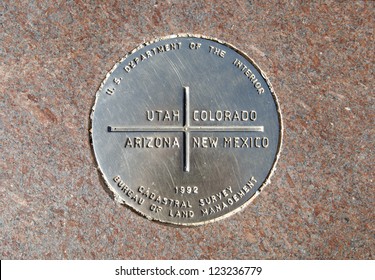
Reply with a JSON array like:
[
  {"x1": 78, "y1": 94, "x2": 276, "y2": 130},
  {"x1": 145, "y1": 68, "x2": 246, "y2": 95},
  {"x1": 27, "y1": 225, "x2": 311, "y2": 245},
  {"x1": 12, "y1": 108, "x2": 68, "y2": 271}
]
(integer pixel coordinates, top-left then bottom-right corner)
[{"x1": 1, "y1": 0, "x2": 374, "y2": 259}]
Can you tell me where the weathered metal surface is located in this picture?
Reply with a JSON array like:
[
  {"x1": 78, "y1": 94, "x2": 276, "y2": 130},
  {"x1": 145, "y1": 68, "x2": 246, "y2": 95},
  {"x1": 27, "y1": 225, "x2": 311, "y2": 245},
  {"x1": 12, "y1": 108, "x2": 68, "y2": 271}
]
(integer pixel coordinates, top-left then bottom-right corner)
[{"x1": 91, "y1": 35, "x2": 282, "y2": 225}]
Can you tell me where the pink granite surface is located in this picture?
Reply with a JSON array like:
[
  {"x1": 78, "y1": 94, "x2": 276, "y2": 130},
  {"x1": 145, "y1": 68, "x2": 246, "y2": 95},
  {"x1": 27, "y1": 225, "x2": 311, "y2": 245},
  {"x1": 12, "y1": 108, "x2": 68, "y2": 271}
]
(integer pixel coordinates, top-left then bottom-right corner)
[{"x1": 1, "y1": 0, "x2": 374, "y2": 259}]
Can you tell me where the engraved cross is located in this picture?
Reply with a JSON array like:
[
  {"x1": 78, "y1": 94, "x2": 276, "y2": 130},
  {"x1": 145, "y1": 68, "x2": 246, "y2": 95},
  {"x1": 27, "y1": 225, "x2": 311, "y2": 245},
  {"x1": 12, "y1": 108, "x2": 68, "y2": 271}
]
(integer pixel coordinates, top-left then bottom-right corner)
[{"x1": 108, "y1": 86, "x2": 264, "y2": 172}]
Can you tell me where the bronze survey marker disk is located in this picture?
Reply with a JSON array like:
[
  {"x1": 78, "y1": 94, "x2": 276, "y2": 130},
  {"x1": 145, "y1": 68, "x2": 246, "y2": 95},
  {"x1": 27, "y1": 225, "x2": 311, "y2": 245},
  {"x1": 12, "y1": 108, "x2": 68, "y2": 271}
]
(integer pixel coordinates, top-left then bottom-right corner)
[{"x1": 91, "y1": 35, "x2": 282, "y2": 225}]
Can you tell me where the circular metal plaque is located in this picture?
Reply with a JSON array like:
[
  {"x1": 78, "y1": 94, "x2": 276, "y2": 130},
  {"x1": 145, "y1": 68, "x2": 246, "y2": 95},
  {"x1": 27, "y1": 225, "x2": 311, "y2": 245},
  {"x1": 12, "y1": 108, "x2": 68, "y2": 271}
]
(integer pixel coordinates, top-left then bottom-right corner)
[{"x1": 91, "y1": 35, "x2": 282, "y2": 225}]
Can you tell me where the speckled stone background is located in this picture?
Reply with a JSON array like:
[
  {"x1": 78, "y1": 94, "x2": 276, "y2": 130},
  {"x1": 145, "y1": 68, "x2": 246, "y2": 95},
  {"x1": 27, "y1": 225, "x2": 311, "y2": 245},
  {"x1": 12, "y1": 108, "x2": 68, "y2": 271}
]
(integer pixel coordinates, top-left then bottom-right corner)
[{"x1": 1, "y1": 0, "x2": 374, "y2": 259}]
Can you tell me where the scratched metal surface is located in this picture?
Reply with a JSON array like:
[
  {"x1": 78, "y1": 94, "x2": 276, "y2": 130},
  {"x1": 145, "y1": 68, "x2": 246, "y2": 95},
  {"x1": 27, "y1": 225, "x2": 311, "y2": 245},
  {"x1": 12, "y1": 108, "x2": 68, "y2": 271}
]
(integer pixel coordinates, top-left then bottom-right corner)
[
  {"x1": 1, "y1": 1, "x2": 374, "y2": 259},
  {"x1": 91, "y1": 35, "x2": 281, "y2": 225}
]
